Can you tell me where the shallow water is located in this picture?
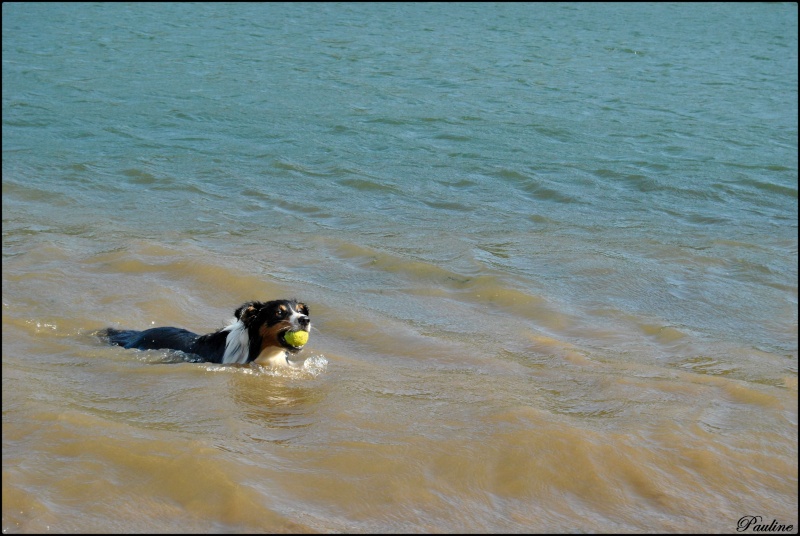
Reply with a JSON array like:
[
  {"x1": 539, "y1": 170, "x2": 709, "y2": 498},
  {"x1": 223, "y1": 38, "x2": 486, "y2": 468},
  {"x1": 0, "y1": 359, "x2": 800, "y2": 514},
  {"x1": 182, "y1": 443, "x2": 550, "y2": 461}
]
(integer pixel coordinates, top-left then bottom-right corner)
[{"x1": 2, "y1": 3, "x2": 797, "y2": 533}]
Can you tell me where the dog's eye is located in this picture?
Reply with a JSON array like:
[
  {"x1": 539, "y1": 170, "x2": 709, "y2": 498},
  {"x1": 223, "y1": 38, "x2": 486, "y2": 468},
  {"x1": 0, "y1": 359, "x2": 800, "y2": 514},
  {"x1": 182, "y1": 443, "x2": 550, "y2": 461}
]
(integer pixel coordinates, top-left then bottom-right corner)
[{"x1": 275, "y1": 309, "x2": 286, "y2": 318}]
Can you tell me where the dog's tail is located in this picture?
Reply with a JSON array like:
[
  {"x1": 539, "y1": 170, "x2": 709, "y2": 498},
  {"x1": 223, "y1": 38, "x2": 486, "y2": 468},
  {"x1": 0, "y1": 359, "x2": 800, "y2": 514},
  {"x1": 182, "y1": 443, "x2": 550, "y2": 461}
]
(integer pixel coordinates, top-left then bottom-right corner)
[{"x1": 100, "y1": 327, "x2": 141, "y2": 348}]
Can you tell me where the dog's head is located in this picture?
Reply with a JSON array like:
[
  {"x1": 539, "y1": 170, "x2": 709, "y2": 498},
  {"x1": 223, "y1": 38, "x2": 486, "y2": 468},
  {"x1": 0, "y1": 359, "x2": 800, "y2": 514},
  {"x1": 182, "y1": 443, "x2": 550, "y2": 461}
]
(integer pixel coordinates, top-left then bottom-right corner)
[{"x1": 234, "y1": 299, "x2": 311, "y2": 366}]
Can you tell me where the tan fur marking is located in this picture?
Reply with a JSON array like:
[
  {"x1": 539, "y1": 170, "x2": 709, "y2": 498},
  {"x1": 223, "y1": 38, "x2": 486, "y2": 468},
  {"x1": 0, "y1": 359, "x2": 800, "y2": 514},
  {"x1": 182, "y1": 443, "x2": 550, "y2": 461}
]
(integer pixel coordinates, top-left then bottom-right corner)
[{"x1": 259, "y1": 320, "x2": 291, "y2": 353}]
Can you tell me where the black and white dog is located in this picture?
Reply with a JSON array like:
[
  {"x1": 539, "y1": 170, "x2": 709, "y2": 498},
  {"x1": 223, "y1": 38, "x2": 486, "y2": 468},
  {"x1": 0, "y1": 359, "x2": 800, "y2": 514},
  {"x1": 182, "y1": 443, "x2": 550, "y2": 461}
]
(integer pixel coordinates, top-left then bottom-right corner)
[{"x1": 102, "y1": 300, "x2": 311, "y2": 367}]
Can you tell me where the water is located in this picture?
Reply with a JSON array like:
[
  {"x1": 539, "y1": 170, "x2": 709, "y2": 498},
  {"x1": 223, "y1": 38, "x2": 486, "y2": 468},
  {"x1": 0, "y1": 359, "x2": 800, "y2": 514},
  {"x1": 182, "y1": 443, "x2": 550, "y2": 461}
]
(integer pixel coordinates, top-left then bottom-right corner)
[{"x1": 2, "y1": 2, "x2": 797, "y2": 533}]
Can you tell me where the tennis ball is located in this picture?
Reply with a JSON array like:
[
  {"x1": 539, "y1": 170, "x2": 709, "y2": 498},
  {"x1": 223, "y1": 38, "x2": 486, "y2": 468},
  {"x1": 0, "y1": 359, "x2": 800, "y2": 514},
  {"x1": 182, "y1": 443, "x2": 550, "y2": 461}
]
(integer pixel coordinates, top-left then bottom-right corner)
[{"x1": 283, "y1": 330, "x2": 309, "y2": 347}]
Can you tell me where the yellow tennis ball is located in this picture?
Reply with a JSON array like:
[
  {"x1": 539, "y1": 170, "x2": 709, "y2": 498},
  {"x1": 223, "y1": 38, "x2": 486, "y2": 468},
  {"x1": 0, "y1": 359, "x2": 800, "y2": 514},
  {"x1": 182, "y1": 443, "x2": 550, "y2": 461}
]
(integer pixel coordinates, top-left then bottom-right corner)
[{"x1": 283, "y1": 330, "x2": 309, "y2": 347}]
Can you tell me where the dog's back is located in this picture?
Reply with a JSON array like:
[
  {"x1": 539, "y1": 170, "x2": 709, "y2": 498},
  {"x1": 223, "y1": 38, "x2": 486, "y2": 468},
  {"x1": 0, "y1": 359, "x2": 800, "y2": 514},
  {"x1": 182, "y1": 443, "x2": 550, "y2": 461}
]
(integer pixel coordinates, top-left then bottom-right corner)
[{"x1": 102, "y1": 327, "x2": 226, "y2": 363}]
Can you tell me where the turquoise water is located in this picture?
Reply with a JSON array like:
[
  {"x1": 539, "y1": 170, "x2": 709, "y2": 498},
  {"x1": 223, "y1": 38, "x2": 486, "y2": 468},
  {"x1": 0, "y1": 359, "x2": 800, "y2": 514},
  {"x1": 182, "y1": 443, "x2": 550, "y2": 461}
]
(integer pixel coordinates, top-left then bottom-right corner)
[
  {"x1": 4, "y1": 3, "x2": 796, "y2": 356},
  {"x1": 3, "y1": 3, "x2": 797, "y2": 533}
]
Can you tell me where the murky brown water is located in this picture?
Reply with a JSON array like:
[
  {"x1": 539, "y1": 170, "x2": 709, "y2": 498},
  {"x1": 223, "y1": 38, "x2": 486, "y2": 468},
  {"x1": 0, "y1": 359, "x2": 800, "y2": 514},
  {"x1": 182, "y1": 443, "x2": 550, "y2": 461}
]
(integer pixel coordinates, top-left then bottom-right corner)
[{"x1": 2, "y1": 241, "x2": 796, "y2": 533}]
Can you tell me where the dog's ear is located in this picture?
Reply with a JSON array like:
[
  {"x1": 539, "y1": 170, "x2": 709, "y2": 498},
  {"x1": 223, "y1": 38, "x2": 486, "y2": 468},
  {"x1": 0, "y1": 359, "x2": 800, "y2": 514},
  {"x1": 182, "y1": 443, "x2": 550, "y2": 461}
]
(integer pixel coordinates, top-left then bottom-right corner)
[{"x1": 235, "y1": 301, "x2": 262, "y2": 323}]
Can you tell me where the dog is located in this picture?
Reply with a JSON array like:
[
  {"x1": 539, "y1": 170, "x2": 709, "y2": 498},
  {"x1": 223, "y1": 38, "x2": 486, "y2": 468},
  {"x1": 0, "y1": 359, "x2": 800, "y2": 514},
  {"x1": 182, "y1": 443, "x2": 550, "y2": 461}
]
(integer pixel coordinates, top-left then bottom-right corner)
[{"x1": 102, "y1": 299, "x2": 311, "y2": 367}]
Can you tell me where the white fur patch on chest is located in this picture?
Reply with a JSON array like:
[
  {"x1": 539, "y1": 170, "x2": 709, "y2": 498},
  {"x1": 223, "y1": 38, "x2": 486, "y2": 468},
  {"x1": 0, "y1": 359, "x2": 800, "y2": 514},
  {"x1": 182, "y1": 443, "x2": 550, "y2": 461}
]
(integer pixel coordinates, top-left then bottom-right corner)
[
  {"x1": 253, "y1": 347, "x2": 290, "y2": 368},
  {"x1": 221, "y1": 320, "x2": 250, "y2": 364}
]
